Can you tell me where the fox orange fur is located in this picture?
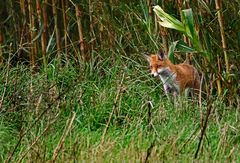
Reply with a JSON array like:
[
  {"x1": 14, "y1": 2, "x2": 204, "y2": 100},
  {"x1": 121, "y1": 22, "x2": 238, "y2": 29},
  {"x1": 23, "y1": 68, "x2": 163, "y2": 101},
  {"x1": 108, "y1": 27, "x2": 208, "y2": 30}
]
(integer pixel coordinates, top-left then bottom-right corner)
[{"x1": 145, "y1": 50, "x2": 200, "y2": 96}]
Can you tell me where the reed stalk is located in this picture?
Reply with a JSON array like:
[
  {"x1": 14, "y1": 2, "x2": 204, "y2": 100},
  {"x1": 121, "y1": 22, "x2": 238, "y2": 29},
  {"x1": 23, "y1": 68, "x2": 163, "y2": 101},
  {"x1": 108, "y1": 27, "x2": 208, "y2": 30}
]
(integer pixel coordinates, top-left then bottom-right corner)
[
  {"x1": 75, "y1": 4, "x2": 85, "y2": 60},
  {"x1": 19, "y1": 0, "x2": 27, "y2": 42},
  {"x1": 89, "y1": 0, "x2": 95, "y2": 52},
  {"x1": 36, "y1": 0, "x2": 47, "y2": 69},
  {"x1": 97, "y1": 1, "x2": 104, "y2": 48},
  {"x1": 109, "y1": 0, "x2": 113, "y2": 11},
  {"x1": 43, "y1": 0, "x2": 48, "y2": 49},
  {"x1": 9, "y1": 1, "x2": 18, "y2": 40},
  {"x1": 28, "y1": 0, "x2": 37, "y2": 67},
  {"x1": 61, "y1": 0, "x2": 68, "y2": 55},
  {"x1": 20, "y1": 0, "x2": 26, "y2": 15},
  {"x1": 146, "y1": 0, "x2": 152, "y2": 17},
  {"x1": 0, "y1": 32, "x2": 3, "y2": 64},
  {"x1": 52, "y1": 0, "x2": 61, "y2": 58},
  {"x1": 215, "y1": 0, "x2": 229, "y2": 77}
]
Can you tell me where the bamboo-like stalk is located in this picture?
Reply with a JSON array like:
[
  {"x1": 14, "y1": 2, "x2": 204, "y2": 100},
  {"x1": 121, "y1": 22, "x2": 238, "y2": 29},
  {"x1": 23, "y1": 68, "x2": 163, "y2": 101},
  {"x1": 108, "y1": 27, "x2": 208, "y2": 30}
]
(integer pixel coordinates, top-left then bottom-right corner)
[
  {"x1": 8, "y1": 0, "x2": 20, "y2": 60},
  {"x1": 99, "y1": 2, "x2": 104, "y2": 48},
  {"x1": 109, "y1": 0, "x2": 113, "y2": 11},
  {"x1": 52, "y1": 0, "x2": 61, "y2": 58},
  {"x1": 75, "y1": 4, "x2": 85, "y2": 60},
  {"x1": 215, "y1": 0, "x2": 229, "y2": 77},
  {"x1": 89, "y1": 0, "x2": 95, "y2": 51},
  {"x1": 19, "y1": 0, "x2": 27, "y2": 42},
  {"x1": 20, "y1": 0, "x2": 26, "y2": 15},
  {"x1": 146, "y1": 0, "x2": 152, "y2": 17},
  {"x1": 43, "y1": 0, "x2": 48, "y2": 46},
  {"x1": 61, "y1": 0, "x2": 68, "y2": 54},
  {"x1": 177, "y1": 0, "x2": 182, "y2": 12},
  {"x1": 0, "y1": 32, "x2": 3, "y2": 64},
  {"x1": 28, "y1": 0, "x2": 37, "y2": 67},
  {"x1": 36, "y1": 0, "x2": 47, "y2": 68},
  {"x1": 32, "y1": 1, "x2": 38, "y2": 65}
]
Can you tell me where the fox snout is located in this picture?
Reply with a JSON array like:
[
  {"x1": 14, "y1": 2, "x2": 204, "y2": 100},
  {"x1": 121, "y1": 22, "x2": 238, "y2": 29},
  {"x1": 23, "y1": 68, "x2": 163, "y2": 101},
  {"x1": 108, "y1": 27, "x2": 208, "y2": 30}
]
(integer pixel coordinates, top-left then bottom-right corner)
[
  {"x1": 151, "y1": 68, "x2": 164, "y2": 77},
  {"x1": 151, "y1": 71, "x2": 159, "y2": 77}
]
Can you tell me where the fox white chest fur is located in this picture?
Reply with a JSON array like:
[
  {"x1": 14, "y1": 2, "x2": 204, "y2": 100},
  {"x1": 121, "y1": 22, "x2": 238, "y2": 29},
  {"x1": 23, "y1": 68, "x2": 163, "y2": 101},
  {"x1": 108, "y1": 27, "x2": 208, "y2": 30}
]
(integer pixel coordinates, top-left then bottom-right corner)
[
  {"x1": 145, "y1": 51, "x2": 200, "y2": 96},
  {"x1": 158, "y1": 67, "x2": 179, "y2": 95}
]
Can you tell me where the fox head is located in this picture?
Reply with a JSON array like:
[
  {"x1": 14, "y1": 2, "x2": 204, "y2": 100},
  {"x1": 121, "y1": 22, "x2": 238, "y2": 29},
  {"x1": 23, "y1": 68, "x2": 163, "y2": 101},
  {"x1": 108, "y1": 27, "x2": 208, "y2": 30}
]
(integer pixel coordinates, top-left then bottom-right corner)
[{"x1": 145, "y1": 50, "x2": 170, "y2": 77}]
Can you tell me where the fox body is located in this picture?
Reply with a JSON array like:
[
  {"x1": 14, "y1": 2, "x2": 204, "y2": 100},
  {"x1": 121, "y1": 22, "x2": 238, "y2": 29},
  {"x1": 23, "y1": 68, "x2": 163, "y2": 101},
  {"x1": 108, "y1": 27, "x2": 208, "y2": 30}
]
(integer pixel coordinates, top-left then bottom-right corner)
[{"x1": 145, "y1": 51, "x2": 200, "y2": 96}]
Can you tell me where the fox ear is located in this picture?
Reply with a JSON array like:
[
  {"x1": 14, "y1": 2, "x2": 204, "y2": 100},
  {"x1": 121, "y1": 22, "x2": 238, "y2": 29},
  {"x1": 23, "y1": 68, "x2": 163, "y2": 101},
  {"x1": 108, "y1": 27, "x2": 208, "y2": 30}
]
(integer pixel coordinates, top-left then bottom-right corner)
[{"x1": 158, "y1": 49, "x2": 166, "y2": 60}]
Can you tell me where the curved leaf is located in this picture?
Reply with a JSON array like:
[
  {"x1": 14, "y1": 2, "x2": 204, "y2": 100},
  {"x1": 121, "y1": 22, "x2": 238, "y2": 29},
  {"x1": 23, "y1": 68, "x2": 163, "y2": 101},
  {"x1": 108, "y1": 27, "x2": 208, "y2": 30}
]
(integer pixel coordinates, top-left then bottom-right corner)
[{"x1": 153, "y1": 6, "x2": 185, "y2": 33}]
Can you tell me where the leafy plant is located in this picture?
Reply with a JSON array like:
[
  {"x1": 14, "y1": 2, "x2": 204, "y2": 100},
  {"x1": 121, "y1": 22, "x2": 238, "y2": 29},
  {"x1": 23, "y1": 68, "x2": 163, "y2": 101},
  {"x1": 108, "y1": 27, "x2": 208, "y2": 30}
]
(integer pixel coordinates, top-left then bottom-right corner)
[{"x1": 153, "y1": 5, "x2": 212, "y2": 61}]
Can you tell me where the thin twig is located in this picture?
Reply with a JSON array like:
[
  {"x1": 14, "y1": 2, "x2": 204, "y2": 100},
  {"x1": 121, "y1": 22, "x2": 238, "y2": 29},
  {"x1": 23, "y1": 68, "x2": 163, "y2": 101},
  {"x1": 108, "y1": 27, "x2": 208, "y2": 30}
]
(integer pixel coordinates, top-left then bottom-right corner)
[
  {"x1": 180, "y1": 125, "x2": 200, "y2": 152},
  {"x1": 101, "y1": 72, "x2": 125, "y2": 145},
  {"x1": 17, "y1": 112, "x2": 60, "y2": 163},
  {"x1": 199, "y1": 73, "x2": 204, "y2": 128},
  {"x1": 0, "y1": 53, "x2": 11, "y2": 110},
  {"x1": 144, "y1": 139, "x2": 155, "y2": 163},
  {"x1": 5, "y1": 79, "x2": 78, "y2": 163},
  {"x1": 50, "y1": 112, "x2": 76, "y2": 162},
  {"x1": 147, "y1": 97, "x2": 153, "y2": 130},
  {"x1": 199, "y1": 73, "x2": 204, "y2": 108},
  {"x1": 194, "y1": 99, "x2": 213, "y2": 159},
  {"x1": 6, "y1": 107, "x2": 49, "y2": 163}
]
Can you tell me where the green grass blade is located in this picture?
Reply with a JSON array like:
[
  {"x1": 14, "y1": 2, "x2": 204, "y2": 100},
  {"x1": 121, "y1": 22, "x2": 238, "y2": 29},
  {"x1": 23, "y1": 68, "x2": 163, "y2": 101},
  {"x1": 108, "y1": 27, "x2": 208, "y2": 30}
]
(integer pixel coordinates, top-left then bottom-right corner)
[
  {"x1": 175, "y1": 40, "x2": 196, "y2": 53},
  {"x1": 168, "y1": 41, "x2": 177, "y2": 64}
]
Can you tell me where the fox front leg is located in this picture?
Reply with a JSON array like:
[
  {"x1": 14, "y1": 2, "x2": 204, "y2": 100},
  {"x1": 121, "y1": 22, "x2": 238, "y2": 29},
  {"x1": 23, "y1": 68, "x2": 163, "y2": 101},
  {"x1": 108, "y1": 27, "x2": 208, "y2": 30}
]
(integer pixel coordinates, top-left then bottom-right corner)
[{"x1": 163, "y1": 84, "x2": 171, "y2": 94}]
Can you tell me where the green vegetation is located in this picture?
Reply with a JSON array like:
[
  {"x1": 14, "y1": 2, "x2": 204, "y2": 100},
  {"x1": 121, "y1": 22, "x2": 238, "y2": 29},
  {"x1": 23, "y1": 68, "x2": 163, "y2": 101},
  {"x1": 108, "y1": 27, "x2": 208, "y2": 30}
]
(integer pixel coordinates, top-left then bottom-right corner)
[
  {"x1": 1, "y1": 59, "x2": 239, "y2": 162},
  {"x1": 0, "y1": 0, "x2": 239, "y2": 162}
]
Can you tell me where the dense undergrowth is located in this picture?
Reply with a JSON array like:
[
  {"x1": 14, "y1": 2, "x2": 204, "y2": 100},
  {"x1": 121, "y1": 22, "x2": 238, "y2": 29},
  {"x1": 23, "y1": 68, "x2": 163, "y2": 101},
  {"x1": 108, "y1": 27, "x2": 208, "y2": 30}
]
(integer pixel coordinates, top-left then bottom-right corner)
[{"x1": 1, "y1": 54, "x2": 239, "y2": 162}]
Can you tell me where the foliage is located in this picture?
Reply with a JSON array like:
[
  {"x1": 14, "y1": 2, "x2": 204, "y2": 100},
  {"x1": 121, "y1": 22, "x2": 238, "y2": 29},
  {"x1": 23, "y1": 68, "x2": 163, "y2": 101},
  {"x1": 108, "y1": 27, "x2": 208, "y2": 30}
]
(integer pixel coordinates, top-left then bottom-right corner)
[{"x1": 0, "y1": 0, "x2": 240, "y2": 162}]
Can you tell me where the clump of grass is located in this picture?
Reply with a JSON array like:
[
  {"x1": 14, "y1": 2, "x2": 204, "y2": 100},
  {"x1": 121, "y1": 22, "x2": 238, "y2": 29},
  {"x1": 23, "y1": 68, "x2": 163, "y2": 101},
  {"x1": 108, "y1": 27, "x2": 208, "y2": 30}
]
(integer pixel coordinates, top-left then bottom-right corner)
[{"x1": 0, "y1": 120, "x2": 18, "y2": 162}]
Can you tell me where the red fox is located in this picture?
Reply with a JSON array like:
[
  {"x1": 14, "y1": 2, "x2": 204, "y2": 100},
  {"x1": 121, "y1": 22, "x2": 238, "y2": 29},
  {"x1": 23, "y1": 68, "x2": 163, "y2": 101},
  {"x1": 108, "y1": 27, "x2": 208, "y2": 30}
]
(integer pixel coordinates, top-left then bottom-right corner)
[{"x1": 145, "y1": 50, "x2": 200, "y2": 97}]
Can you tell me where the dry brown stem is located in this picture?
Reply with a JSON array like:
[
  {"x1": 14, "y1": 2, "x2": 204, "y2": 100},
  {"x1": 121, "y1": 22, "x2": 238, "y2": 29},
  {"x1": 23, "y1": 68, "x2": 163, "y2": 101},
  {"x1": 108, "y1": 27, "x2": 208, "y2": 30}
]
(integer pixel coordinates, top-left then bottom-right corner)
[
  {"x1": 101, "y1": 72, "x2": 125, "y2": 145},
  {"x1": 50, "y1": 112, "x2": 76, "y2": 162}
]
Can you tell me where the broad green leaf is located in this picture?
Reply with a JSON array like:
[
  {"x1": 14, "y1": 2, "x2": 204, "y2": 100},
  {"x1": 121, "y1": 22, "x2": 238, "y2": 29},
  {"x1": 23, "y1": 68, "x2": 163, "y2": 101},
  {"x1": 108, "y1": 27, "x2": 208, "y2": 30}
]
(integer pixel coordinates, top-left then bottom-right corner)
[
  {"x1": 175, "y1": 40, "x2": 195, "y2": 53},
  {"x1": 153, "y1": 6, "x2": 185, "y2": 33},
  {"x1": 168, "y1": 40, "x2": 196, "y2": 64},
  {"x1": 181, "y1": 9, "x2": 202, "y2": 52},
  {"x1": 181, "y1": 9, "x2": 195, "y2": 40}
]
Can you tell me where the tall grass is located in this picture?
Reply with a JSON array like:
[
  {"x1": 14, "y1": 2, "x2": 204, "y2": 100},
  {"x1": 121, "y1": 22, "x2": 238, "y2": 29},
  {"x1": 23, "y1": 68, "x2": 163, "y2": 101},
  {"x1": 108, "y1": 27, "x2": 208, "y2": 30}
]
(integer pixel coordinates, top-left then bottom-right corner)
[{"x1": 1, "y1": 57, "x2": 240, "y2": 162}]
